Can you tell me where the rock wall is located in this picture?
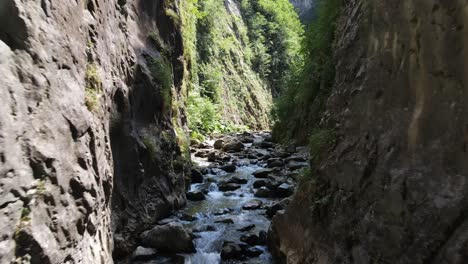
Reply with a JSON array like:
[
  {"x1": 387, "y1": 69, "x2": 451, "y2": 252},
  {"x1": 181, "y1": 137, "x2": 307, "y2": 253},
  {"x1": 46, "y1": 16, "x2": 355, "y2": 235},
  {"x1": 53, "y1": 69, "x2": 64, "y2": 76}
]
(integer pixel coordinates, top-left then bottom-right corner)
[
  {"x1": 269, "y1": 0, "x2": 468, "y2": 263},
  {"x1": 0, "y1": 0, "x2": 189, "y2": 263}
]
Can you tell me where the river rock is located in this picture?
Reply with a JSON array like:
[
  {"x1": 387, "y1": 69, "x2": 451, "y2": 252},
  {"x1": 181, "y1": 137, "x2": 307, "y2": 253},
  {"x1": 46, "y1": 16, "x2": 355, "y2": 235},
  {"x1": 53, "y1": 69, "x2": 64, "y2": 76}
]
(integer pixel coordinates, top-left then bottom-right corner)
[
  {"x1": 240, "y1": 232, "x2": 266, "y2": 246},
  {"x1": 273, "y1": 183, "x2": 294, "y2": 198},
  {"x1": 191, "y1": 168, "x2": 204, "y2": 183},
  {"x1": 242, "y1": 199, "x2": 263, "y2": 210},
  {"x1": 228, "y1": 176, "x2": 248, "y2": 184},
  {"x1": 254, "y1": 187, "x2": 271, "y2": 198},
  {"x1": 285, "y1": 144, "x2": 296, "y2": 153},
  {"x1": 267, "y1": 159, "x2": 284, "y2": 168},
  {"x1": 220, "y1": 241, "x2": 245, "y2": 260},
  {"x1": 214, "y1": 139, "x2": 225, "y2": 149},
  {"x1": 132, "y1": 246, "x2": 158, "y2": 261},
  {"x1": 222, "y1": 140, "x2": 245, "y2": 152},
  {"x1": 218, "y1": 182, "x2": 241, "y2": 192},
  {"x1": 215, "y1": 218, "x2": 234, "y2": 224},
  {"x1": 186, "y1": 191, "x2": 206, "y2": 201},
  {"x1": 253, "y1": 168, "x2": 272, "y2": 178},
  {"x1": 220, "y1": 163, "x2": 236, "y2": 173},
  {"x1": 237, "y1": 224, "x2": 256, "y2": 232},
  {"x1": 253, "y1": 180, "x2": 268, "y2": 188},
  {"x1": 193, "y1": 225, "x2": 217, "y2": 232},
  {"x1": 140, "y1": 223, "x2": 195, "y2": 253},
  {"x1": 266, "y1": 202, "x2": 285, "y2": 218}
]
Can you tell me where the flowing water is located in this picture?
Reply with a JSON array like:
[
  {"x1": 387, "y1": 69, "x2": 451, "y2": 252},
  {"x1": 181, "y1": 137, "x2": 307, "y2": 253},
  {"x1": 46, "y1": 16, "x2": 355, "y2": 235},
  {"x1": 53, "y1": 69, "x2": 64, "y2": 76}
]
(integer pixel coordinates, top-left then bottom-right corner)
[{"x1": 130, "y1": 132, "x2": 308, "y2": 264}]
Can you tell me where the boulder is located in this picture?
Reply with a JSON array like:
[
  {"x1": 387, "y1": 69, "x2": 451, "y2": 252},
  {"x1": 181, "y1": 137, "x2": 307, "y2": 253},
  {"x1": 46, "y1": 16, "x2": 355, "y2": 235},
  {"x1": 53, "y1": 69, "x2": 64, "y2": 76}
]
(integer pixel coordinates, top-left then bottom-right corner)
[
  {"x1": 228, "y1": 176, "x2": 248, "y2": 184},
  {"x1": 131, "y1": 246, "x2": 158, "y2": 261},
  {"x1": 140, "y1": 223, "x2": 195, "y2": 253},
  {"x1": 193, "y1": 225, "x2": 217, "y2": 232},
  {"x1": 240, "y1": 232, "x2": 266, "y2": 246},
  {"x1": 266, "y1": 203, "x2": 284, "y2": 218},
  {"x1": 220, "y1": 241, "x2": 245, "y2": 260},
  {"x1": 191, "y1": 168, "x2": 204, "y2": 183},
  {"x1": 242, "y1": 199, "x2": 263, "y2": 210},
  {"x1": 222, "y1": 140, "x2": 245, "y2": 152},
  {"x1": 220, "y1": 163, "x2": 236, "y2": 173},
  {"x1": 267, "y1": 159, "x2": 284, "y2": 168},
  {"x1": 253, "y1": 180, "x2": 268, "y2": 188},
  {"x1": 215, "y1": 218, "x2": 234, "y2": 224},
  {"x1": 186, "y1": 191, "x2": 206, "y2": 201},
  {"x1": 218, "y1": 182, "x2": 241, "y2": 192},
  {"x1": 237, "y1": 224, "x2": 256, "y2": 232},
  {"x1": 214, "y1": 139, "x2": 225, "y2": 149},
  {"x1": 273, "y1": 183, "x2": 294, "y2": 198},
  {"x1": 285, "y1": 143, "x2": 296, "y2": 153},
  {"x1": 253, "y1": 169, "x2": 272, "y2": 178},
  {"x1": 254, "y1": 187, "x2": 271, "y2": 198}
]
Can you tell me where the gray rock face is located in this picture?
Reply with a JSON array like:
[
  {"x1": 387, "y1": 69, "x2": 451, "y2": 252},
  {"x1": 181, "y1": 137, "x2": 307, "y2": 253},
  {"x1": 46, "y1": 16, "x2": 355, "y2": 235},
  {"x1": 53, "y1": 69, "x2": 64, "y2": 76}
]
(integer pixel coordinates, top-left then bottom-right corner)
[
  {"x1": 269, "y1": 1, "x2": 468, "y2": 264},
  {"x1": 0, "y1": 0, "x2": 189, "y2": 262},
  {"x1": 140, "y1": 223, "x2": 195, "y2": 254}
]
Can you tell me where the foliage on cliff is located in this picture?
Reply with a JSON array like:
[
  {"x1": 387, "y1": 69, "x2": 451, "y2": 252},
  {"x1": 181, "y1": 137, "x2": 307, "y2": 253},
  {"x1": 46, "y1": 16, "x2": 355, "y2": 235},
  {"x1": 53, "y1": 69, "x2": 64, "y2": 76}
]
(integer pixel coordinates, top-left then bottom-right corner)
[
  {"x1": 181, "y1": 0, "x2": 303, "y2": 139},
  {"x1": 272, "y1": 0, "x2": 341, "y2": 144}
]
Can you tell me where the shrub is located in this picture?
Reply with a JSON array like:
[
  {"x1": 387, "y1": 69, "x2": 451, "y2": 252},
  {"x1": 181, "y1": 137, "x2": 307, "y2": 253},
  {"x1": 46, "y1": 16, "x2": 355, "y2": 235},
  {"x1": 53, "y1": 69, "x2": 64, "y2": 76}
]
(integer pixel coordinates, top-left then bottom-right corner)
[{"x1": 150, "y1": 56, "x2": 173, "y2": 110}]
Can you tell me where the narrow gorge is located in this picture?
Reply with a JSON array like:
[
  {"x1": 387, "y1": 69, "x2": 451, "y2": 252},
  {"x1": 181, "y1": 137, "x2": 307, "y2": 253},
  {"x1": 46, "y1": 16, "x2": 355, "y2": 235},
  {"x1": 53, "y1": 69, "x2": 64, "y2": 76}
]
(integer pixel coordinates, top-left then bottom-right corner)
[{"x1": 0, "y1": 0, "x2": 467, "y2": 264}]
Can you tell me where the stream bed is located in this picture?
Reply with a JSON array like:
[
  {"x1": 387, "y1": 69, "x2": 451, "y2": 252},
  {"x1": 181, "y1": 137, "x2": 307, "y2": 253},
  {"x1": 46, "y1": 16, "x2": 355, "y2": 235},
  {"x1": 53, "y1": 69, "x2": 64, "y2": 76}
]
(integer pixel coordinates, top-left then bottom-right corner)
[{"x1": 130, "y1": 132, "x2": 308, "y2": 264}]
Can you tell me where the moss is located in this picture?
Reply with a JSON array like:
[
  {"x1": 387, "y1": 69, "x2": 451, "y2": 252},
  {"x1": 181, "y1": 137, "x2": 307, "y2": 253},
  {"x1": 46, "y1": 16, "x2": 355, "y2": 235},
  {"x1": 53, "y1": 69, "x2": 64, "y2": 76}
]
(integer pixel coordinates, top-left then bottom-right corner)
[
  {"x1": 36, "y1": 179, "x2": 46, "y2": 195},
  {"x1": 84, "y1": 63, "x2": 101, "y2": 111},
  {"x1": 142, "y1": 137, "x2": 157, "y2": 161},
  {"x1": 309, "y1": 129, "x2": 336, "y2": 164},
  {"x1": 150, "y1": 56, "x2": 173, "y2": 113},
  {"x1": 20, "y1": 208, "x2": 31, "y2": 222}
]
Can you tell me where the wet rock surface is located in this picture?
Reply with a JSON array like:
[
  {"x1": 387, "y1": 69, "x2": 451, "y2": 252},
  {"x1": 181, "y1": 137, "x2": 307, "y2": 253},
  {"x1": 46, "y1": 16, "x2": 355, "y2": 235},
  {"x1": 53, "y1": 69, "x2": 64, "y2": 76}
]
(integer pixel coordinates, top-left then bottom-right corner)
[{"x1": 130, "y1": 131, "x2": 308, "y2": 263}]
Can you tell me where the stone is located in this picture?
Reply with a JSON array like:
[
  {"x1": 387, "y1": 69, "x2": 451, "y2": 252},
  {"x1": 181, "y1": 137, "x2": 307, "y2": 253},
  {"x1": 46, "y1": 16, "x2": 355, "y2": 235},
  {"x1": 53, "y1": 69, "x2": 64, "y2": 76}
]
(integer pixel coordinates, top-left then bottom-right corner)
[
  {"x1": 267, "y1": 160, "x2": 284, "y2": 168},
  {"x1": 266, "y1": 202, "x2": 285, "y2": 218},
  {"x1": 132, "y1": 246, "x2": 158, "y2": 261},
  {"x1": 218, "y1": 182, "x2": 241, "y2": 192},
  {"x1": 220, "y1": 241, "x2": 245, "y2": 260},
  {"x1": 253, "y1": 180, "x2": 268, "y2": 188},
  {"x1": 228, "y1": 176, "x2": 248, "y2": 184},
  {"x1": 254, "y1": 187, "x2": 271, "y2": 198},
  {"x1": 193, "y1": 225, "x2": 217, "y2": 232},
  {"x1": 220, "y1": 163, "x2": 236, "y2": 173},
  {"x1": 253, "y1": 169, "x2": 273, "y2": 178},
  {"x1": 285, "y1": 144, "x2": 296, "y2": 153},
  {"x1": 191, "y1": 168, "x2": 204, "y2": 183},
  {"x1": 240, "y1": 233, "x2": 266, "y2": 246},
  {"x1": 140, "y1": 223, "x2": 195, "y2": 254},
  {"x1": 215, "y1": 218, "x2": 234, "y2": 224},
  {"x1": 273, "y1": 183, "x2": 294, "y2": 198},
  {"x1": 237, "y1": 224, "x2": 256, "y2": 232},
  {"x1": 214, "y1": 139, "x2": 225, "y2": 149},
  {"x1": 186, "y1": 191, "x2": 206, "y2": 201},
  {"x1": 222, "y1": 140, "x2": 245, "y2": 152},
  {"x1": 242, "y1": 199, "x2": 263, "y2": 210}
]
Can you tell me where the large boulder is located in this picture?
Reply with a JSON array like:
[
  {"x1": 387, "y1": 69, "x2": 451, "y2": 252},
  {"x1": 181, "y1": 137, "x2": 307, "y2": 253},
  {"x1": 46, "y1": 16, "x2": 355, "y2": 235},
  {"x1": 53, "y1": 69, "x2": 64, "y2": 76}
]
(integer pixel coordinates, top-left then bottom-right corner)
[
  {"x1": 218, "y1": 182, "x2": 241, "y2": 192},
  {"x1": 140, "y1": 223, "x2": 195, "y2": 254},
  {"x1": 222, "y1": 140, "x2": 245, "y2": 152},
  {"x1": 131, "y1": 246, "x2": 158, "y2": 261},
  {"x1": 273, "y1": 183, "x2": 294, "y2": 198},
  {"x1": 253, "y1": 169, "x2": 272, "y2": 178},
  {"x1": 254, "y1": 187, "x2": 271, "y2": 198},
  {"x1": 220, "y1": 163, "x2": 236, "y2": 173},
  {"x1": 242, "y1": 199, "x2": 263, "y2": 210},
  {"x1": 186, "y1": 191, "x2": 206, "y2": 201},
  {"x1": 191, "y1": 168, "x2": 204, "y2": 183},
  {"x1": 214, "y1": 139, "x2": 225, "y2": 149}
]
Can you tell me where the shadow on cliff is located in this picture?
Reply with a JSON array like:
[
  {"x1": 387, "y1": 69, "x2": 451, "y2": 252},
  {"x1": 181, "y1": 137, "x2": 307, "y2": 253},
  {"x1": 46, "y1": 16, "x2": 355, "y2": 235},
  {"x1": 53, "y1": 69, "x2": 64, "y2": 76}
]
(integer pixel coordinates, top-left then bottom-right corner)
[{"x1": 109, "y1": 0, "x2": 188, "y2": 259}]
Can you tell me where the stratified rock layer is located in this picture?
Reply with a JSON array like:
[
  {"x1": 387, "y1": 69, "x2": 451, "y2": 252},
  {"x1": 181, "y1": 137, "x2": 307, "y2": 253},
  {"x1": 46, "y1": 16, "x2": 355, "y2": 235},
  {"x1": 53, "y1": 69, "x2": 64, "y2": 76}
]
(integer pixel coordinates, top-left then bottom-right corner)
[
  {"x1": 269, "y1": 1, "x2": 468, "y2": 263},
  {"x1": 0, "y1": 0, "x2": 189, "y2": 263}
]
